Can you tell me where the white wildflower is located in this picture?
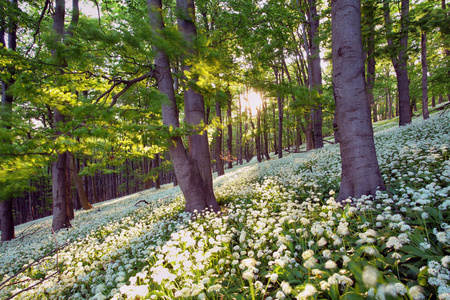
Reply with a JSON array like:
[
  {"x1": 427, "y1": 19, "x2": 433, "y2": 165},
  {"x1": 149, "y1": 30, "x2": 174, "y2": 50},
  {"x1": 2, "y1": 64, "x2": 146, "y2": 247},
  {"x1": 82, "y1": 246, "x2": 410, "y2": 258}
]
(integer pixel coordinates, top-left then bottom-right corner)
[
  {"x1": 296, "y1": 284, "x2": 317, "y2": 299},
  {"x1": 409, "y1": 285, "x2": 425, "y2": 300},
  {"x1": 362, "y1": 265, "x2": 379, "y2": 287},
  {"x1": 324, "y1": 260, "x2": 337, "y2": 269},
  {"x1": 302, "y1": 250, "x2": 314, "y2": 260}
]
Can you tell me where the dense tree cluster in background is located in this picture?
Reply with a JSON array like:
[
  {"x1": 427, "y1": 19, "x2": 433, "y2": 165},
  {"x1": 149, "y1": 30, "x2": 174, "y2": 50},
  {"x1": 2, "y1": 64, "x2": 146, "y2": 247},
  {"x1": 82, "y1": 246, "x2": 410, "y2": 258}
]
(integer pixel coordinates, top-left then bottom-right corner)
[{"x1": 0, "y1": 0, "x2": 448, "y2": 240}]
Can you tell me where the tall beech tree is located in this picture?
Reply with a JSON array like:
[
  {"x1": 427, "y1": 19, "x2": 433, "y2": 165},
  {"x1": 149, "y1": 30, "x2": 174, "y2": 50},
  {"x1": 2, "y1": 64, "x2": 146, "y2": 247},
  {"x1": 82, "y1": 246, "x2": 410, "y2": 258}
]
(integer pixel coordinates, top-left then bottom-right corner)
[
  {"x1": 0, "y1": 0, "x2": 18, "y2": 241},
  {"x1": 332, "y1": 0, "x2": 385, "y2": 202},
  {"x1": 384, "y1": 0, "x2": 412, "y2": 126},
  {"x1": 306, "y1": 0, "x2": 324, "y2": 149},
  {"x1": 50, "y1": 0, "x2": 74, "y2": 232},
  {"x1": 147, "y1": 0, "x2": 219, "y2": 213},
  {"x1": 362, "y1": 0, "x2": 378, "y2": 122},
  {"x1": 421, "y1": 31, "x2": 429, "y2": 120},
  {"x1": 214, "y1": 98, "x2": 225, "y2": 176}
]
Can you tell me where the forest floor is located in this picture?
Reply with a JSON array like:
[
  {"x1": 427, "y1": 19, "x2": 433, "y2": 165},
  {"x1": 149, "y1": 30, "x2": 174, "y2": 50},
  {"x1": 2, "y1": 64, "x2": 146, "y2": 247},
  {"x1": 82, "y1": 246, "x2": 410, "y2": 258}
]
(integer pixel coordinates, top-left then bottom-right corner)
[{"x1": 1, "y1": 106, "x2": 450, "y2": 300}]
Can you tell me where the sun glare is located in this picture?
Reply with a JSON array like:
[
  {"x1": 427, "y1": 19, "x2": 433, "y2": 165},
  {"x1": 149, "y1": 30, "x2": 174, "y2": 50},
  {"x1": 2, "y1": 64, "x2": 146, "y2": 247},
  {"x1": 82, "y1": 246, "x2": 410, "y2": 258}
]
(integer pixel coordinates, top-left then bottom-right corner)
[{"x1": 243, "y1": 90, "x2": 263, "y2": 116}]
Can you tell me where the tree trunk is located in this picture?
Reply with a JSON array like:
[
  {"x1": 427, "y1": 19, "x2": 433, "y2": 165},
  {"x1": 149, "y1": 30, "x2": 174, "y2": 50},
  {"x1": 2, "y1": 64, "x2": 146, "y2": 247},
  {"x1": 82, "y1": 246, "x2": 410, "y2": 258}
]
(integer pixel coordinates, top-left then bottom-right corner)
[
  {"x1": 333, "y1": 110, "x2": 340, "y2": 144},
  {"x1": 384, "y1": 0, "x2": 412, "y2": 126},
  {"x1": 0, "y1": 0, "x2": 17, "y2": 241},
  {"x1": 177, "y1": 0, "x2": 218, "y2": 211},
  {"x1": 244, "y1": 117, "x2": 251, "y2": 162},
  {"x1": 154, "y1": 154, "x2": 161, "y2": 189},
  {"x1": 256, "y1": 108, "x2": 262, "y2": 162},
  {"x1": 332, "y1": 0, "x2": 385, "y2": 202},
  {"x1": 0, "y1": 198, "x2": 14, "y2": 241},
  {"x1": 300, "y1": 22, "x2": 316, "y2": 150},
  {"x1": 66, "y1": 155, "x2": 74, "y2": 220},
  {"x1": 272, "y1": 101, "x2": 277, "y2": 153},
  {"x1": 442, "y1": 0, "x2": 450, "y2": 102},
  {"x1": 238, "y1": 94, "x2": 243, "y2": 165},
  {"x1": 295, "y1": 117, "x2": 302, "y2": 152},
  {"x1": 215, "y1": 100, "x2": 224, "y2": 176},
  {"x1": 307, "y1": 0, "x2": 324, "y2": 148},
  {"x1": 263, "y1": 100, "x2": 270, "y2": 160},
  {"x1": 52, "y1": 151, "x2": 71, "y2": 231},
  {"x1": 363, "y1": 0, "x2": 377, "y2": 123},
  {"x1": 273, "y1": 67, "x2": 283, "y2": 158},
  {"x1": 305, "y1": 113, "x2": 314, "y2": 151},
  {"x1": 69, "y1": 153, "x2": 92, "y2": 210},
  {"x1": 226, "y1": 91, "x2": 233, "y2": 169},
  {"x1": 386, "y1": 69, "x2": 393, "y2": 119},
  {"x1": 249, "y1": 108, "x2": 261, "y2": 163},
  {"x1": 421, "y1": 32, "x2": 429, "y2": 119},
  {"x1": 50, "y1": 0, "x2": 72, "y2": 231},
  {"x1": 148, "y1": 0, "x2": 219, "y2": 213},
  {"x1": 367, "y1": 44, "x2": 377, "y2": 123}
]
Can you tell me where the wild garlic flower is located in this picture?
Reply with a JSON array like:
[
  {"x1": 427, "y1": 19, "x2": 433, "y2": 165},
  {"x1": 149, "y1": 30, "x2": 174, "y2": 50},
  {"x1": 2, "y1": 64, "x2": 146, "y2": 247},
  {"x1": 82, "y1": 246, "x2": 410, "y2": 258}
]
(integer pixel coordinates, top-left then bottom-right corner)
[
  {"x1": 324, "y1": 260, "x2": 337, "y2": 269},
  {"x1": 386, "y1": 237, "x2": 403, "y2": 250},
  {"x1": 296, "y1": 284, "x2": 317, "y2": 300},
  {"x1": 302, "y1": 250, "x2": 314, "y2": 260},
  {"x1": 322, "y1": 250, "x2": 332, "y2": 259},
  {"x1": 409, "y1": 286, "x2": 425, "y2": 300},
  {"x1": 442, "y1": 256, "x2": 450, "y2": 268},
  {"x1": 266, "y1": 273, "x2": 278, "y2": 283},
  {"x1": 242, "y1": 269, "x2": 254, "y2": 281},
  {"x1": 304, "y1": 257, "x2": 317, "y2": 269},
  {"x1": 362, "y1": 266, "x2": 379, "y2": 287},
  {"x1": 280, "y1": 281, "x2": 292, "y2": 294},
  {"x1": 240, "y1": 258, "x2": 257, "y2": 268}
]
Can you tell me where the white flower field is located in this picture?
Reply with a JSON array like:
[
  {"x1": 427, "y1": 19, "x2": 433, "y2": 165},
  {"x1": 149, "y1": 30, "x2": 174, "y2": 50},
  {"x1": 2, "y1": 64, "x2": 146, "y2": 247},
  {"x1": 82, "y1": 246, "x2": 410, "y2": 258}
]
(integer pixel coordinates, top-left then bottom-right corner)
[{"x1": 1, "y1": 111, "x2": 449, "y2": 299}]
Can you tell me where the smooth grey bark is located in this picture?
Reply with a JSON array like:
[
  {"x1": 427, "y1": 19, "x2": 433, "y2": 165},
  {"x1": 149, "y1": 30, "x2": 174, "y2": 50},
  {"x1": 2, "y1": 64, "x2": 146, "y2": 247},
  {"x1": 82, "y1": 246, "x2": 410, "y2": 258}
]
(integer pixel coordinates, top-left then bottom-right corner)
[
  {"x1": 0, "y1": 0, "x2": 17, "y2": 241},
  {"x1": 148, "y1": 0, "x2": 219, "y2": 213},
  {"x1": 273, "y1": 67, "x2": 283, "y2": 158},
  {"x1": 442, "y1": 0, "x2": 450, "y2": 102},
  {"x1": 363, "y1": 0, "x2": 377, "y2": 122},
  {"x1": 307, "y1": 0, "x2": 324, "y2": 148},
  {"x1": 51, "y1": 0, "x2": 71, "y2": 232},
  {"x1": 153, "y1": 154, "x2": 161, "y2": 189},
  {"x1": 68, "y1": 152, "x2": 92, "y2": 210},
  {"x1": 421, "y1": 32, "x2": 429, "y2": 119},
  {"x1": 332, "y1": 0, "x2": 385, "y2": 202},
  {"x1": 226, "y1": 91, "x2": 233, "y2": 169},
  {"x1": 214, "y1": 100, "x2": 224, "y2": 176},
  {"x1": 263, "y1": 100, "x2": 270, "y2": 160},
  {"x1": 384, "y1": 0, "x2": 412, "y2": 126},
  {"x1": 238, "y1": 95, "x2": 243, "y2": 165},
  {"x1": 66, "y1": 155, "x2": 74, "y2": 220},
  {"x1": 256, "y1": 108, "x2": 262, "y2": 162},
  {"x1": 176, "y1": 0, "x2": 219, "y2": 212},
  {"x1": 300, "y1": 22, "x2": 315, "y2": 150},
  {"x1": 248, "y1": 107, "x2": 261, "y2": 163}
]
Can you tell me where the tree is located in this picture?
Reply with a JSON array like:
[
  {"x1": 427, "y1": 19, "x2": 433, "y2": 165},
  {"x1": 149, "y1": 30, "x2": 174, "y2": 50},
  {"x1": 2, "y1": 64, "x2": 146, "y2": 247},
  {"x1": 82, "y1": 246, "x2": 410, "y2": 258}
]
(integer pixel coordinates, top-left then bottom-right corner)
[
  {"x1": 306, "y1": 0, "x2": 324, "y2": 149},
  {"x1": 332, "y1": 0, "x2": 385, "y2": 202},
  {"x1": 226, "y1": 90, "x2": 233, "y2": 169},
  {"x1": 384, "y1": 0, "x2": 412, "y2": 126},
  {"x1": 421, "y1": 31, "x2": 429, "y2": 119},
  {"x1": 214, "y1": 98, "x2": 225, "y2": 176},
  {"x1": 0, "y1": 0, "x2": 18, "y2": 241},
  {"x1": 50, "y1": 0, "x2": 72, "y2": 232},
  {"x1": 362, "y1": 0, "x2": 378, "y2": 122},
  {"x1": 147, "y1": 0, "x2": 219, "y2": 214}
]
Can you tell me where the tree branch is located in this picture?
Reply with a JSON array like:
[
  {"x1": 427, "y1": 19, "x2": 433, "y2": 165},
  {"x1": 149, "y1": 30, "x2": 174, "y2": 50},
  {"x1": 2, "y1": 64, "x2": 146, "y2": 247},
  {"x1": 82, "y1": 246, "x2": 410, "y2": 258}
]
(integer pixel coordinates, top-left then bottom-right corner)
[
  {"x1": 108, "y1": 70, "x2": 155, "y2": 109},
  {"x1": 25, "y1": 0, "x2": 51, "y2": 56}
]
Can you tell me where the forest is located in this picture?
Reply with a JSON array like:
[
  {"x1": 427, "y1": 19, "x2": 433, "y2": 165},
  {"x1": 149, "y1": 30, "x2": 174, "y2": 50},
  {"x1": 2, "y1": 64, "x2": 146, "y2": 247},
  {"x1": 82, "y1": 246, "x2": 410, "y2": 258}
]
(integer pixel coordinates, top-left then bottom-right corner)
[{"x1": 0, "y1": 0, "x2": 449, "y2": 299}]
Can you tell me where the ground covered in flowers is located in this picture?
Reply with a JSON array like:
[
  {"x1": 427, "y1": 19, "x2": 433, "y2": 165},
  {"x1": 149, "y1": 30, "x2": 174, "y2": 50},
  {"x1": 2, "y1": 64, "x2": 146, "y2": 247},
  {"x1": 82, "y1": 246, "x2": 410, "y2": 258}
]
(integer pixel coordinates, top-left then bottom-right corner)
[{"x1": 1, "y1": 112, "x2": 450, "y2": 300}]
